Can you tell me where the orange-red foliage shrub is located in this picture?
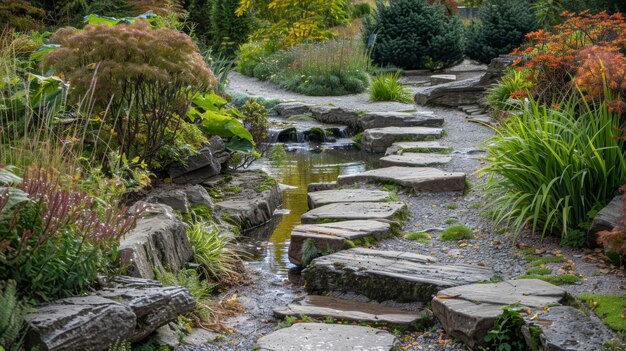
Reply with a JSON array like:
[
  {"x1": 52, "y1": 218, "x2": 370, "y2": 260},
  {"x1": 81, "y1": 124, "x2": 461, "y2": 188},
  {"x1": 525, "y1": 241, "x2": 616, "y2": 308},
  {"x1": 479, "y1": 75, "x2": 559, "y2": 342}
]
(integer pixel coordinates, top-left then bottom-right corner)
[{"x1": 513, "y1": 11, "x2": 626, "y2": 105}]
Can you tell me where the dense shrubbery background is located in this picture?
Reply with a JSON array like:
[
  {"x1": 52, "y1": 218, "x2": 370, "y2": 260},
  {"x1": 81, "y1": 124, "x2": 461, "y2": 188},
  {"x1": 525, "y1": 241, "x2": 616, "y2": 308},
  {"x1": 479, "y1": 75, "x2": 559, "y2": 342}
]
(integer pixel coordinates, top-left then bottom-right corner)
[{"x1": 363, "y1": 0, "x2": 464, "y2": 70}]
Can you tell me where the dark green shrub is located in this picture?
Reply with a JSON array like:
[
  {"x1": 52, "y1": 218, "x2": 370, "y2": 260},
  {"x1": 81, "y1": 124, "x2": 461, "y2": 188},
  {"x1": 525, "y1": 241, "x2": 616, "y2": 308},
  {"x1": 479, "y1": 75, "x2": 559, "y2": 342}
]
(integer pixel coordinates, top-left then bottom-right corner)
[
  {"x1": 363, "y1": 0, "x2": 464, "y2": 70},
  {"x1": 0, "y1": 0, "x2": 45, "y2": 32},
  {"x1": 85, "y1": 0, "x2": 133, "y2": 17},
  {"x1": 465, "y1": 0, "x2": 537, "y2": 64},
  {"x1": 209, "y1": 0, "x2": 252, "y2": 56}
]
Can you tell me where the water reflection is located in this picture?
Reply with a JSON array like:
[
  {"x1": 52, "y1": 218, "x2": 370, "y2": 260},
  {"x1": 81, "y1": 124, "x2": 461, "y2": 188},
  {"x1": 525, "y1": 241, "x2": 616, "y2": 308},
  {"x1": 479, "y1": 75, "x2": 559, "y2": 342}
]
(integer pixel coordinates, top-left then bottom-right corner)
[{"x1": 248, "y1": 146, "x2": 379, "y2": 277}]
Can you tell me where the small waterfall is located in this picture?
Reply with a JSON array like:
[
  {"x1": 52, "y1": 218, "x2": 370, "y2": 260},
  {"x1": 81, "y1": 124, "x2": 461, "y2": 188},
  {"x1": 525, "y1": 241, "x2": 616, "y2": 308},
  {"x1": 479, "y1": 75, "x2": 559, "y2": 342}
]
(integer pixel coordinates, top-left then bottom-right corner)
[
  {"x1": 296, "y1": 130, "x2": 305, "y2": 143},
  {"x1": 338, "y1": 126, "x2": 349, "y2": 138},
  {"x1": 268, "y1": 129, "x2": 280, "y2": 144}
]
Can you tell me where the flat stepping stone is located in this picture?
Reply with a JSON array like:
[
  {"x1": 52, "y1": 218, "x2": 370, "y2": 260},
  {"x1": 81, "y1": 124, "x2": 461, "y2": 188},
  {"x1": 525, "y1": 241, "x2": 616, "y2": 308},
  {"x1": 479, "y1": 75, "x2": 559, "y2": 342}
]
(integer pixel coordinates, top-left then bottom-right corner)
[
  {"x1": 467, "y1": 115, "x2": 497, "y2": 126},
  {"x1": 379, "y1": 153, "x2": 452, "y2": 167},
  {"x1": 274, "y1": 295, "x2": 425, "y2": 328},
  {"x1": 361, "y1": 127, "x2": 443, "y2": 153},
  {"x1": 359, "y1": 111, "x2": 443, "y2": 130},
  {"x1": 255, "y1": 323, "x2": 399, "y2": 351},
  {"x1": 430, "y1": 74, "x2": 456, "y2": 84},
  {"x1": 288, "y1": 220, "x2": 394, "y2": 265},
  {"x1": 300, "y1": 202, "x2": 406, "y2": 224},
  {"x1": 431, "y1": 279, "x2": 567, "y2": 349},
  {"x1": 385, "y1": 141, "x2": 451, "y2": 155},
  {"x1": 522, "y1": 306, "x2": 616, "y2": 351},
  {"x1": 307, "y1": 189, "x2": 391, "y2": 209},
  {"x1": 337, "y1": 167, "x2": 466, "y2": 193},
  {"x1": 302, "y1": 248, "x2": 493, "y2": 303}
]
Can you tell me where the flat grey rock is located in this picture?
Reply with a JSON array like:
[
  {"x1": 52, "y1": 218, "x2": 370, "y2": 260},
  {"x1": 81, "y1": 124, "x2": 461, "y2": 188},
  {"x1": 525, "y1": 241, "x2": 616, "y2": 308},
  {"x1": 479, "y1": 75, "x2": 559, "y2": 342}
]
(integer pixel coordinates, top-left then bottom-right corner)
[
  {"x1": 337, "y1": 167, "x2": 466, "y2": 193},
  {"x1": 169, "y1": 136, "x2": 229, "y2": 184},
  {"x1": 274, "y1": 295, "x2": 425, "y2": 328},
  {"x1": 303, "y1": 248, "x2": 492, "y2": 302},
  {"x1": 430, "y1": 74, "x2": 456, "y2": 84},
  {"x1": 431, "y1": 279, "x2": 567, "y2": 349},
  {"x1": 361, "y1": 127, "x2": 444, "y2": 153},
  {"x1": 145, "y1": 184, "x2": 213, "y2": 214},
  {"x1": 385, "y1": 141, "x2": 451, "y2": 156},
  {"x1": 118, "y1": 202, "x2": 193, "y2": 280},
  {"x1": 307, "y1": 189, "x2": 391, "y2": 209},
  {"x1": 210, "y1": 171, "x2": 282, "y2": 231},
  {"x1": 288, "y1": 220, "x2": 394, "y2": 265},
  {"x1": 96, "y1": 277, "x2": 195, "y2": 341},
  {"x1": 310, "y1": 105, "x2": 361, "y2": 132},
  {"x1": 588, "y1": 196, "x2": 623, "y2": 247},
  {"x1": 255, "y1": 323, "x2": 400, "y2": 351},
  {"x1": 359, "y1": 112, "x2": 443, "y2": 130},
  {"x1": 275, "y1": 102, "x2": 313, "y2": 117},
  {"x1": 379, "y1": 153, "x2": 452, "y2": 167},
  {"x1": 300, "y1": 202, "x2": 407, "y2": 224},
  {"x1": 25, "y1": 296, "x2": 136, "y2": 351},
  {"x1": 468, "y1": 115, "x2": 497, "y2": 126},
  {"x1": 414, "y1": 76, "x2": 486, "y2": 107},
  {"x1": 522, "y1": 306, "x2": 616, "y2": 351},
  {"x1": 307, "y1": 182, "x2": 339, "y2": 192}
]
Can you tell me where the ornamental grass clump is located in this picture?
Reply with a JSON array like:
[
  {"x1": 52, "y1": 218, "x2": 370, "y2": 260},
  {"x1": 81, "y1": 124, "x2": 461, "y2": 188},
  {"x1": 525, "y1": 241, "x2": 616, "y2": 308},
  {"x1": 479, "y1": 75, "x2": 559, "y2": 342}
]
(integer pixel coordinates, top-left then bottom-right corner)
[
  {"x1": 272, "y1": 39, "x2": 370, "y2": 96},
  {"x1": 481, "y1": 94, "x2": 626, "y2": 239},
  {"x1": 369, "y1": 72, "x2": 412, "y2": 103}
]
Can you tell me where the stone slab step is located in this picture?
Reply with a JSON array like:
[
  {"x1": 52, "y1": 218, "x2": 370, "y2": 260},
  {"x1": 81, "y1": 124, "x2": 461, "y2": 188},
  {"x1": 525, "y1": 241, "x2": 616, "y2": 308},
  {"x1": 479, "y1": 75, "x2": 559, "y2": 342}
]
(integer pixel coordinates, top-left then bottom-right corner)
[
  {"x1": 274, "y1": 295, "x2": 425, "y2": 328},
  {"x1": 385, "y1": 141, "x2": 451, "y2": 156},
  {"x1": 255, "y1": 323, "x2": 400, "y2": 351},
  {"x1": 361, "y1": 127, "x2": 444, "y2": 153},
  {"x1": 522, "y1": 306, "x2": 616, "y2": 351},
  {"x1": 379, "y1": 153, "x2": 452, "y2": 168},
  {"x1": 359, "y1": 112, "x2": 443, "y2": 130},
  {"x1": 467, "y1": 115, "x2": 497, "y2": 127},
  {"x1": 337, "y1": 167, "x2": 466, "y2": 193},
  {"x1": 431, "y1": 279, "x2": 567, "y2": 349},
  {"x1": 307, "y1": 189, "x2": 392, "y2": 209},
  {"x1": 288, "y1": 220, "x2": 395, "y2": 265},
  {"x1": 302, "y1": 248, "x2": 493, "y2": 303},
  {"x1": 300, "y1": 202, "x2": 406, "y2": 224},
  {"x1": 307, "y1": 182, "x2": 339, "y2": 192}
]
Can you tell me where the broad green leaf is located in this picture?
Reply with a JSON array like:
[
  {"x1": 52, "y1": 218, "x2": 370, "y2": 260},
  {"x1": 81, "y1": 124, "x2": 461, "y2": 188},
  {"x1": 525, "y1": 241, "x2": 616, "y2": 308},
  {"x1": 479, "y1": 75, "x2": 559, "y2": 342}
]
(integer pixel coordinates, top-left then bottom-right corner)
[
  {"x1": 83, "y1": 14, "x2": 121, "y2": 26},
  {"x1": 30, "y1": 44, "x2": 60, "y2": 62},
  {"x1": 226, "y1": 137, "x2": 254, "y2": 153}
]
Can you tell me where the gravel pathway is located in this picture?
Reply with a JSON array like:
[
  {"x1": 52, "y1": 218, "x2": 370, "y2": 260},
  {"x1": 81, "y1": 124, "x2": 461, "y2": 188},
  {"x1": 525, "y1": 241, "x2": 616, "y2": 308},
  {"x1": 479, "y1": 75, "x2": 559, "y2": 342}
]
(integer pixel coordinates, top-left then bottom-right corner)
[{"x1": 184, "y1": 71, "x2": 625, "y2": 351}]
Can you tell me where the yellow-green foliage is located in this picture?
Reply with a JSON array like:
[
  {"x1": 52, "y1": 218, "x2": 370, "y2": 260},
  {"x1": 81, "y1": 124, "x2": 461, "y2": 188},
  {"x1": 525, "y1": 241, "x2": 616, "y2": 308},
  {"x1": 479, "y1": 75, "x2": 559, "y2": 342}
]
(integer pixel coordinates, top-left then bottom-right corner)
[
  {"x1": 236, "y1": 0, "x2": 350, "y2": 46},
  {"x1": 0, "y1": 281, "x2": 25, "y2": 350},
  {"x1": 369, "y1": 72, "x2": 412, "y2": 103},
  {"x1": 439, "y1": 225, "x2": 474, "y2": 241}
]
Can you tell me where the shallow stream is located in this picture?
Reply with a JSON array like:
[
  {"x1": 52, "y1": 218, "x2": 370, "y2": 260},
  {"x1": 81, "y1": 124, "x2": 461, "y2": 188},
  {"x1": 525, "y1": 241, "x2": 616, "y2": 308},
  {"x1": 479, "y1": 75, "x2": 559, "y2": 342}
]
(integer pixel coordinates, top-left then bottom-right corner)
[{"x1": 247, "y1": 141, "x2": 379, "y2": 278}]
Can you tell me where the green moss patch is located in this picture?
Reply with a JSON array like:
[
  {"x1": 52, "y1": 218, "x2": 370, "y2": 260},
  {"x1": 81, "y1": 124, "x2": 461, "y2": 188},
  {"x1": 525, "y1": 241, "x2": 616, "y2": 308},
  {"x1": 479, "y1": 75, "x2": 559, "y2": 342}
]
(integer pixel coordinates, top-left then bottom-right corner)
[
  {"x1": 405, "y1": 231, "x2": 431, "y2": 243},
  {"x1": 439, "y1": 225, "x2": 474, "y2": 241},
  {"x1": 525, "y1": 267, "x2": 552, "y2": 275},
  {"x1": 578, "y1": 293, "x2": 626, "y2": 332}
]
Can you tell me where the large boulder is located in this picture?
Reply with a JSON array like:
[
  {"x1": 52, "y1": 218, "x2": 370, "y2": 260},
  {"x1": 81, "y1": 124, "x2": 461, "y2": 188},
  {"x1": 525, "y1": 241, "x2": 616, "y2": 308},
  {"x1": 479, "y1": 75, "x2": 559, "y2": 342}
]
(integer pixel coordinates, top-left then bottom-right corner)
[
  {"x1": 25, "y1": 296, "x2": 136, "y2": 351},
  {"x1": 118, "y1": 202, "x2": 193, "y2": 279},
  {"x1": 431, "y1": 279, "x2": 567, "y2": 349},
  {"x1": 587, "y1": 196, "x2": 623, "y2": 247},
  {"x1": 96, "y1": 277, "x2": 195, "y2": 342},
  {"x1": 168, "y1": 136, "x2": 230, "y2": 184},
  {"x1": 310, "y1": 105, "x2": 361, "y2": 132},
  {"x1": 479, "y1": 54, "x2": 521, "y2": 86}
]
